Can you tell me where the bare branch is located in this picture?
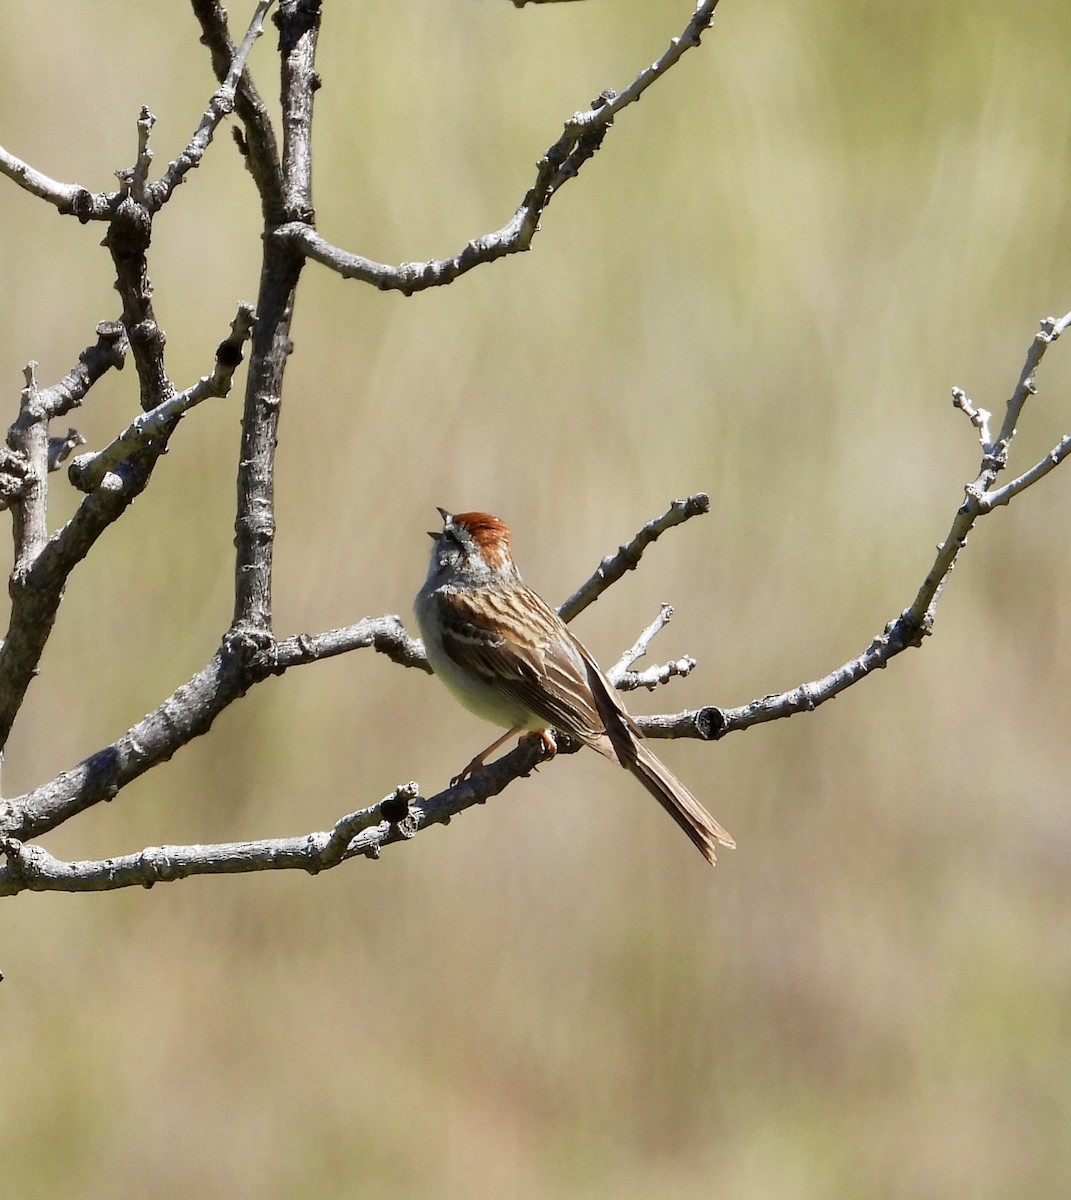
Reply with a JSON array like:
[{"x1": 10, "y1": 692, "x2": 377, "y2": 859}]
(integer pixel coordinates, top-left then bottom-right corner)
[
  {"x1": 650, "y1": 311, "x2": 1071, "y2": 743},
  {"x1": 558, "y1": 493, "x2": 710, "y2": 622},
  {"x1": 951, "y1": 386, "x2": 993, "y2": 451},
  {"x1": 274, "y1": 217, "x2": 537, "y2": 295},
  {"x1": 270, "y1": 617, "x2": 431, "y2": 674},
  {"x1": 0, "y1": 782, "x2": 421, "y2": 896},
  {"x1": 635, "y1": 708, "x2": 724, "y2": 741},
  {"x1": 0, "y1": 323, "x2": 131, "y2": 749},
  {"x1": 38, "y1": 322, "x2": 129, "y2": 421},
  {"x1": 154, "y1": 0, "x2": 275, "y2": 207},
  {"x1": 983, "y1": 433, "x2": 1071, "y2": 510},
  {"x1": 0, "y1": 447, "x2": 31, "y2": 508},
  {"x1": 899, "y1": 311, "x2": 1071, "y2": 636},
  {"x1": 708, "y1": 613, "x2": 925, "y2": 740},
  {"x1": 68, "y1": 304, "x2": 254, "y2": 493},
  {"x1": 0, "y1": 311, "x2": 248, "y2": 759},
  {"x1": 988, "y1": 310, "x2": 1071, "y2": 469},
  {"x1": 0, "y1": 143, "x2": 92, "y2": 210},
  {"x1": 0, "y1": 736, "x2": 555, "y2": 894},
  {"x1": 0, "y1": 136, "x2": 129, "y2": 222},
  {"x1": 230, "y1": 1, "x2": 322, "y2": 635},
  {"x1": 619, "y1": 656, "x2": 698, "y2": 693},
  {"x1": 190, "y1": 0, "x2": 285, "y2": 218},
  {"x1": 102, "y1": 197, "x2": 173, "y2": 411},
  {"x1": 276, "y1": 0, "x2": 723, "y2": 295},
  {"x1": 1, "y1": 321, "x2": 127, "y2": 540},
  {"x1": 9, "y1": 363, "x2": 51, "y2": 568},
  {"x1": 604, "y1": 604, "x2": 697, "y2": 692},
  {"x1": 128, "y1": 107, "x2": 156, "y2": 204},
  {"x1": 609, "y1": 603, "x2": 676, "y2": 677}
]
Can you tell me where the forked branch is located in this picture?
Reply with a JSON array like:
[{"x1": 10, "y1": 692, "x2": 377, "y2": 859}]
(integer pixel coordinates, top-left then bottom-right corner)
[
  {"x1": 274, "y1": 0, "x2": 723, "y2": 295},
  {"x1": 1, "y1": 4, "x2": 1066, "y2": 896},
  {"x1": 706, "y1": 311, "x2": 1071, "y2": 740},
  {"x1": 7, "y1": 305, "x2": 1071, "y2": 898}
]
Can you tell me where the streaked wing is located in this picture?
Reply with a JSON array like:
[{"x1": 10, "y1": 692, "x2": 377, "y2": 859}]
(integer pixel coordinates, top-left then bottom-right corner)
[{"x1": 434, "y1": 584, "x2": 615, "y2": 744}]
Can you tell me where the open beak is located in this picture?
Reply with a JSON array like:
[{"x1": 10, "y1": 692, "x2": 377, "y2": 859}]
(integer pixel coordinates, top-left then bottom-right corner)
[{"x1": 428, "y1": 506, "x2": 453, "y2": 538}]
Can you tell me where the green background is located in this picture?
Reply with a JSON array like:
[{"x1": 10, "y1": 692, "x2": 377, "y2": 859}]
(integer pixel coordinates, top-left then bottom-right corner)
[{"x1": 3, "y1": 1, "x2": 1071, "y2": 1196}]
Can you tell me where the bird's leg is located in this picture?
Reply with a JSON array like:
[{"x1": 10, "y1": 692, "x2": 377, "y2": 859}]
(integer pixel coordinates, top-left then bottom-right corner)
[
  {"x1": 451, "y1": 727, "x2": 557, "y2": 786},
  {"x1": 451, "y1": 726, "x2": 523, "y2": 785}
]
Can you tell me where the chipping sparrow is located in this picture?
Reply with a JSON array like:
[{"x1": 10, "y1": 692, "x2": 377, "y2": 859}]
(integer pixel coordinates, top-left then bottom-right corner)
[{"x1": 414, "y1": 508, "x2": 734, "y2": 865}]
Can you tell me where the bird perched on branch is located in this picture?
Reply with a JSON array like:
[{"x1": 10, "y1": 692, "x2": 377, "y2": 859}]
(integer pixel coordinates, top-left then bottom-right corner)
[{"x1": 415, "y1": 509, "x2": 733, "y2": 864}]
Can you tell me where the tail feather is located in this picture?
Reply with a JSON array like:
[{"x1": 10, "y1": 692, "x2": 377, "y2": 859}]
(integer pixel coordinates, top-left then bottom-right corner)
[{"x1": 628, "y1": 741, "x2": 735, "y2": 866}]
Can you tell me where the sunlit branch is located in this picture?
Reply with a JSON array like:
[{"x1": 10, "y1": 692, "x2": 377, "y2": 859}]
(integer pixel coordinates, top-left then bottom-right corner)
[
  {"x1": 153, "y1": 0, "x2": 274, "y2": 206},
  {"x1": 68, "y1": 304, "x2": 255, "y2": 493},
  {"x1": 276, "y1": 0, "x2": 723, "y2": 295},
  {"x1": 558, "y1": 493, "x2": 711, "y2": 622}
]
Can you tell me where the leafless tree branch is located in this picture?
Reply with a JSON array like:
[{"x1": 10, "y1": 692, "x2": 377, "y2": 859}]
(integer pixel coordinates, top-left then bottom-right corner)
[
  {"x1": 228, "y1": 1, "x2": 321, "y2": 635},
  {"x1": 700, "y1": 311, "x2": 1071, "y2": 739},
  {"x1": 558, "y1": 494, "x2": 712, "y2": 622},
  {"x1": 0, "y1": 3, "x2": 1066, "y2": 896},
  {"x1": 274, "y1": 0, "x2": 723, "y2": 295},
  {"x1": 0, "y1": 782, "x2": 422, "y2": 896},
  {"x1": 68, "y1": 305, "x2": 256, "y2": 494},
  {"x1": 0, "y1": 497, "x2": 705, "y2": 850},
  {"x1": 190, "y1": 0, "x2": 286, "y2": 216},
  {"x1": 153, "y1": 1, "x2": 275, "y2": 206},
  {"x1": 0, "y1": 309, "x2": 254, "y2": 761},
  {"x1": 9, "y1": 298, "x2": 1071, "y2": 887},
  {"x1": 0, "y1": 142, "x2": 113, "y2": 216}
]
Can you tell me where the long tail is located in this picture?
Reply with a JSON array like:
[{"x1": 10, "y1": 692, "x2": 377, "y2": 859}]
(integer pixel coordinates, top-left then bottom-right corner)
[{"x1": 628, "y1": 741, "x2": 735, "y2": 866}]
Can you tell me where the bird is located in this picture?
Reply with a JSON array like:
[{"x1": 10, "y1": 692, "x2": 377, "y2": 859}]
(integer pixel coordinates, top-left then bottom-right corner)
[{"x1": 414, "y1": 508, "x2": 734, "y2": 864}]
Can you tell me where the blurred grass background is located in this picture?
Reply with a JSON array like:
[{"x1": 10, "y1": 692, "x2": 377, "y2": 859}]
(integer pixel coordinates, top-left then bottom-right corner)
[{"x1": 3, "y1": 0, "x2": 1071, "y2": 1196}]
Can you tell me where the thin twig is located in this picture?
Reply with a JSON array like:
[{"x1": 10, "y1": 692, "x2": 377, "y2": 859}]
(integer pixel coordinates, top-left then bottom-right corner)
[
  {"x1": 987, "y1": 311, "x2": 1071, "y2": 470},
  {"x1": 678, "y1": 310, "x2": 1071, "y2": 742},
  {"x1": 0, "y1": 310, "x2": 249, "y2": 760},
  {"x1": 128, "y1": 107, "x2": 155, "y2": 204},
  {"x1": 0, "y1": 728, "x2": 552, "y2": 895},
  {"x1": 0, "y1": 325, "x2": 130, "y2": 752},
  {"x1": 153, "y1": 0, "x2": 275, "y2": 207},
  {"x1": 618, "y1": 656, "x2": 698, "y2": 693},
  {"x1": 0, "y1": 143, "x2": 96, "y2": 211},
  {"x1": 558, "y1": 494, "x2": 711, "y2": 622},
  {"x1": 606, "y1": 604, "x2": 698, "y2": 691},
  {"x1": 275, "y1": 0, "x2": 723, "y2": 295},
  {"x1": 951, "y1": 386, "x2": 992, "y2": 451},
  {"x1": 983, "y1": 433, "x2": 1071, "y2": 509},
  {"x1": 611, "y1": 603, "x2": 675, "y2": 676},
  {"x1": 68, "y1": 304, "x2": 255, "y2": 493},
  {"x1": 190, "y1": 0, "x2": 285, "y2": 217},
  {"x1": 269, "y1": 617, "x2": 431, "y2": 674}
]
